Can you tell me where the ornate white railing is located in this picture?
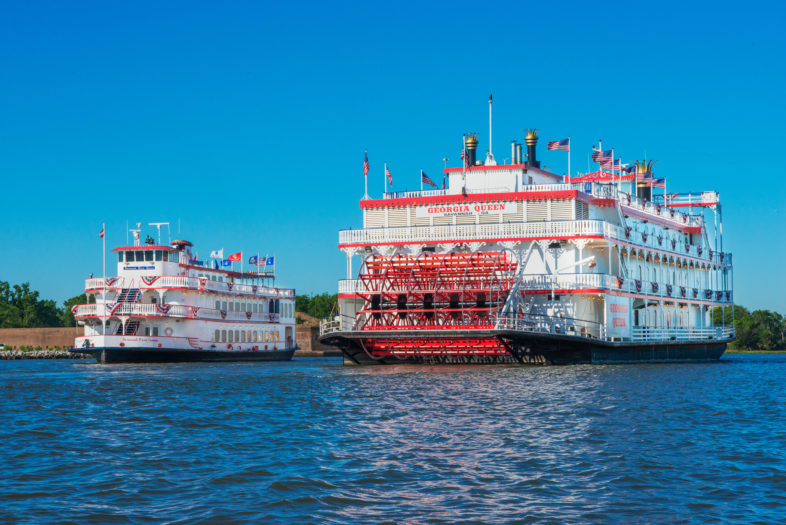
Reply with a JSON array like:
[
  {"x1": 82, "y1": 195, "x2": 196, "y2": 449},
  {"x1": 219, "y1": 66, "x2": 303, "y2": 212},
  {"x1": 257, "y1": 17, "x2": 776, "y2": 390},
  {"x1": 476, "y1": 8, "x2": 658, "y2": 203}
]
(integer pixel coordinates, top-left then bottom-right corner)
[
  {"x1": 320, "y1": 315, "x2": 356, "y2": 336},
  {"x1": 631, "y1": 326, "x2": 734, "y2": 342},
  {"x1": 74, "y1": 303, "x2": 282, "y2": 322},
  {"x1": 335, "y1": 274, "x2": 733, "y2": 304},
  {"x1": 85, "y1": 276, "x2": 295, "y2": 298},
  {"x1": 338, "y1": 219, "x2": 731, "y2": 265},
  {"x1": 494, "y1": 313, "x2": 607, "y2": 340}
]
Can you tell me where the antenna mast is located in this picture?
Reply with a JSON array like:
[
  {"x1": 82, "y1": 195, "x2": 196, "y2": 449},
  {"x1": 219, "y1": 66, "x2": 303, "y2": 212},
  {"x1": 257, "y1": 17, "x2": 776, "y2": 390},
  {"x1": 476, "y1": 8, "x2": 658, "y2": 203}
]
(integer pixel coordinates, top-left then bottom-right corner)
[{"x1": 488, "y1": 94, "x2": 493, "y2": 158}]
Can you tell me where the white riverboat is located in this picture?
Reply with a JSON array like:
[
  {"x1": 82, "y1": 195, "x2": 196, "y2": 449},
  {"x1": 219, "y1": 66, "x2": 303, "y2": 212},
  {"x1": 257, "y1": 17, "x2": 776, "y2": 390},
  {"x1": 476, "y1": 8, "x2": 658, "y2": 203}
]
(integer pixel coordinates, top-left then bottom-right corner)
[
  {"x1": 71, "y1": 225, "x2": 296, "y2": 363},
  {"x1": 320, "y1": 122, "x2": 735, "y2": 365}
]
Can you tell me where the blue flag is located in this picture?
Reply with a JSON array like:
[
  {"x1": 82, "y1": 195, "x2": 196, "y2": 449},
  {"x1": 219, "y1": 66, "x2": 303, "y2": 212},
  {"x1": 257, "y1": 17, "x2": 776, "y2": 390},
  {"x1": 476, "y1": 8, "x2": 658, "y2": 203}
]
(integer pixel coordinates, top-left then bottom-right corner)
[
  {"x1": 266, "y1": 256, "x2": 274, "y2": 265},
  {"x1": 221, "y1": 259, "x2": 231, "y2": 267},
  {"x1": 249, "y1": 255, "x2": 258, "y2": 265}
]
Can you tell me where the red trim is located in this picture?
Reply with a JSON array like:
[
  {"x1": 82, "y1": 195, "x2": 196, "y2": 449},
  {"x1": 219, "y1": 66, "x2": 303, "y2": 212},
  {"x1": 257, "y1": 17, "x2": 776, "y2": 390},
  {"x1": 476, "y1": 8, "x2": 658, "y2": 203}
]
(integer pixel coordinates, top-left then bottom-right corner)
[
  {"x1": 568, "y1": 171, "x2": 635, "y2": 183},
  {"x1": 112, "y1": 246, "x2": 174, "y2": 252},
  {"x1": 621, "y1": 205, "x2": 701, "y2": 234},
  {"x1": 666, "y1": 202, "x2": 717, "y2": 208},
  {"x1": 75, "y1": 314, "x2": 293, "y2": 325},
  {"x1": 442, "y1": 164, "x2": 562, "y2": 179},
  {"x1": 360, "y1": 190, "x2": 578, "y2": 209},
  {"x1": 338, "y1": 234, "x2": 604, "y2": 249}
]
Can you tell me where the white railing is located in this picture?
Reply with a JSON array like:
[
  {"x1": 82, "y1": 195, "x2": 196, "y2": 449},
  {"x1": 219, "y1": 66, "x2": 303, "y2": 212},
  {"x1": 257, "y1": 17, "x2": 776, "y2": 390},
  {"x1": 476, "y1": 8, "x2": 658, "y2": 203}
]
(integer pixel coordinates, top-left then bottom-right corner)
[
  {"x1": 338, "y1": 219, "x2": 731, "y2": 266},
  {"x1": 335, "y1": 274, "x2": 733, "y2": 304},
  {"x1": 84, "y1": 275, "x2": 295, "y2": 298},
  {"x1": 494, "y1": 313, "x2": 606, "y2": 340},
  {"x1": 74, "y1": 303, "x2": 282, "y2": 322},
  {"x1": 320, "y1": 315, "x2": 355, "y2": 336},
  {"x1": 631, "y1": 326, "x2": 734, "y2": 342}
]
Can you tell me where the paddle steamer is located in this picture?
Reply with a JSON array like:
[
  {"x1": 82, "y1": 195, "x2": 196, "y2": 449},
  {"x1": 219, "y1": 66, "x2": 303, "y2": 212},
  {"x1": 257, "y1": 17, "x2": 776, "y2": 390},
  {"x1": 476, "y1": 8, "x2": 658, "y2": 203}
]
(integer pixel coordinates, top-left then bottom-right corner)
[
  {"x1": 71, "y1": 225, "x2": 296, "y2": 363},
  {"x1": 320, "y1": 120, "x2": 734, "y2": 365}
]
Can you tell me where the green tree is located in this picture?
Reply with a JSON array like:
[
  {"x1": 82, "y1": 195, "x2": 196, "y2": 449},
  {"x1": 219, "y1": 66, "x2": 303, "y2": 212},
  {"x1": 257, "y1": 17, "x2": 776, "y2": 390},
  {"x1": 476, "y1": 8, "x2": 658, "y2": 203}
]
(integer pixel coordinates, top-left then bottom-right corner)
[
  {"x1": 60, "y1": 293, "x2": 88, "y2": 326},
  {"x1": 295, "y1": 293, "x2": 338, "y2": 319}
]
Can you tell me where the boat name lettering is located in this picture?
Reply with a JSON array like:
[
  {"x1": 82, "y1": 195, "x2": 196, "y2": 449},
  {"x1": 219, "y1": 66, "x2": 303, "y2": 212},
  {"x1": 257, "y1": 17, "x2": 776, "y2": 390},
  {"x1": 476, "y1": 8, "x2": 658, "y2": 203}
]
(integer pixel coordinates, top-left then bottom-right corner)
[{"x1": 416, "y1": 202, "x2": 517, "y2": 218}]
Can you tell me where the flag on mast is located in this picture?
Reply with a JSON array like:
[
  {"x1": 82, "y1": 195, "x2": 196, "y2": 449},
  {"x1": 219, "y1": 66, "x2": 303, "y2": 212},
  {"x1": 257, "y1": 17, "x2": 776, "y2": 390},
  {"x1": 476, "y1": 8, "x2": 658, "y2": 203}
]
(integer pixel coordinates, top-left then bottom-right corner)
[
  {"x1": 209, "y1": 249, "x2": 224, "y2": 259},
  {"x1": 99, "y1": 226, "x2": 105, "y2": 239},
  {"x1": 385, "y1": 164, "x2": 393, "y2": 187},
  {"x1": 421, "y1": 170, "x2": 437, "y2": 188},
  {"x1": 547, "y1": 138, "x2": 570, "y2": 151},
  {"x1": 363, "y1": 150, "x2": 369, "y2": 177}
]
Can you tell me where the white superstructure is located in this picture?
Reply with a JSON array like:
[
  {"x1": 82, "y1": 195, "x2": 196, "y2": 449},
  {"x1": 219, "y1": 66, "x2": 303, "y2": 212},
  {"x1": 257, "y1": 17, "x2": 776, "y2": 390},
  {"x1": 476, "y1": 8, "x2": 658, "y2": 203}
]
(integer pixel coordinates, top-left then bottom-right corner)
[{"x1": 74, "y1": 233, "x2": 296, "y2": 357}]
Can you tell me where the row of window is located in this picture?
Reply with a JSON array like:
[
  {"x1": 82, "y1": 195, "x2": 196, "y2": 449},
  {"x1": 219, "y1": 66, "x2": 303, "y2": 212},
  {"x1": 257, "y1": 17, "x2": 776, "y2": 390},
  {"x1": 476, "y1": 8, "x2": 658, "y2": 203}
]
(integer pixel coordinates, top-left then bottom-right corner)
[
  {"x1": 215, "y1": 329, "x2": 281, "y2": 344},
  {"x1": 119, "y1": 250, "x2": 168, "y2": 263},
  {"x1": 213, "y1": 300, "x2": 292, "y2": 317}
]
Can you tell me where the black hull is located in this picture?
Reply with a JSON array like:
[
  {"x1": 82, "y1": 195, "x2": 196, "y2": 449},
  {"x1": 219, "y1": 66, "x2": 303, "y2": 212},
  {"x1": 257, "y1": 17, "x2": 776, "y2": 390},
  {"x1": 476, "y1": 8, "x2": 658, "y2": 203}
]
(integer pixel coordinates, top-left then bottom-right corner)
[
  {"x1": 319, "y1": 330, "x2": 729, "y2": 366},
  {"x1": 70, "y1": 347, "x2": 295, "y2": 364}
]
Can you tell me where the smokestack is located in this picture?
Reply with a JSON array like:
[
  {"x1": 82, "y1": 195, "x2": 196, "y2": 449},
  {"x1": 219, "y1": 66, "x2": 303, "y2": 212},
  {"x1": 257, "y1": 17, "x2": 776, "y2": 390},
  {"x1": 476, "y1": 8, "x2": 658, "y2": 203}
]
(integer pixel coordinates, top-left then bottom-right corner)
[
  {"x1": 516, "y1": 144, "x2": 523, "y2": 164},
  {"x1": 525, "y1": 129, "x2": 540, "y2": 169},
  {"x1": 511, "y1": 141, "x2": 517, "y2": 165},
  {"x1": 634, "y1": 160, "x2": 656, "y2": 201},
  {"x1": 465, "y1": 134, "x2": 478, "y2": 166}
]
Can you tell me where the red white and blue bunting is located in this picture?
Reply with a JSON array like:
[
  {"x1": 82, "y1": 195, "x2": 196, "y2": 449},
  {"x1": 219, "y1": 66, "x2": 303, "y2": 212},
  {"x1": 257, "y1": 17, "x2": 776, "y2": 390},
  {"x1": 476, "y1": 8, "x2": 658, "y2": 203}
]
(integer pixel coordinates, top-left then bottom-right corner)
[
  {"x1": 141, "y1": 276, "x2": 160, "y2": 286},
  {"x1": 155, "y1": 303, "x2": 171, "y2": 314}
]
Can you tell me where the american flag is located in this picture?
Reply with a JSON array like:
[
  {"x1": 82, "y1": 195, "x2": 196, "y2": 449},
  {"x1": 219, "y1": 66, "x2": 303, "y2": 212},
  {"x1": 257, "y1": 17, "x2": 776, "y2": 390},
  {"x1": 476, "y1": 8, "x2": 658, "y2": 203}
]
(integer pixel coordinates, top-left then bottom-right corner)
[
  {"x1": 652, "y1": 177, "x2": 665, "y2": 188},
  {"x1": 385, "y1": 164, "x2": 393, "y2": 187},
  {"x1": 421, "y1": 170, "x2": 437, "y2": 188},
  {"x1": 547, "y1": 138, "x2": 570, "y2": 151},
  {"x1": 363, "y1": 150, "x2": 369, "y2": 177},
  {"x1": 591, "y1": 149, "x2": 612, "y2": 162},
  {"x1": 99, "y1": 226, "x2": 105, "y2": 239}
]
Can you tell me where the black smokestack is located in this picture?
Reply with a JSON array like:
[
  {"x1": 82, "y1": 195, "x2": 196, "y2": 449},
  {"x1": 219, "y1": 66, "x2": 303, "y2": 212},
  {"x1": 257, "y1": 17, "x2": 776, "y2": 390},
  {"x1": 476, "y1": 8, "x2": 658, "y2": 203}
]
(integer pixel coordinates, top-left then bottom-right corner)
[
  {"x1": 525, "y1": 129, "x2": 540, "y2": 169},
  {"x1": 465, "y1": 134, "x2": 478, "y2": 166}
]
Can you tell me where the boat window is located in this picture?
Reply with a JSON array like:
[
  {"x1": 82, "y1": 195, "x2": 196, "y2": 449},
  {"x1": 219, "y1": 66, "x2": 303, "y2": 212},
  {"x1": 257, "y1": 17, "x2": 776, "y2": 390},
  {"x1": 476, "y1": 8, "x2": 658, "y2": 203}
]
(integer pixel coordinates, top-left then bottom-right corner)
[
  {"x1": 155, "y1": 250, "x2": 163, "y2": 261},
  {"x1": 253, "y1": 331, "x2": 258, "y2": 342},
  {"x1": 162, "y1": 251, "x2": 168, "y2": 262},
  {"x1": 228, "y1": 302, "x2": 234, "y2": 312},
  {"x1": 153, "y1": 327, "x2": 159, "y2": 336},
  {"x1": 221, "y1": 330, "x2": 227, "y2": 342},
  {"x1": 228, "y1": 330, "x2": 234, "y2": 342},
  {"x1": 235, "y1": 302, "x2": 240, "y2": 312},
  {"x1": 215, "y1": 301, "x2": 220, "y2": 310},
  {"x1": 222, "y1": 301, "x2": 227, "y2": 311},
  {"x1": 247, "y1": 330, "x2": 252, "y2": 342},
  {"x1": 145, "y1": 250, "x2": 153, "y2": 261},
  {"x1": 241, "y1": 331, "x2": 246, "y2": 343},
  {"x1": 275, "y1": 300, "x2": 280, "y2": 313},
  {"x1": 235, "y1": 330, "x2": 240, "y2": 342},
  {"x1": 253, "y1": 304, "x2": 258, "y2": 313},
  {"x1": 135, "y1": 251, "x2": 144, "y2": 262},
  {"x1": 118, "y1": 252, "x2": 124, "y2": 263},
  {"x1": 145, "y1": 327, "x2": 150, "y2": 336},
  {"x1": 215, "y1": 330, "x2": 220, "y2": 342}
]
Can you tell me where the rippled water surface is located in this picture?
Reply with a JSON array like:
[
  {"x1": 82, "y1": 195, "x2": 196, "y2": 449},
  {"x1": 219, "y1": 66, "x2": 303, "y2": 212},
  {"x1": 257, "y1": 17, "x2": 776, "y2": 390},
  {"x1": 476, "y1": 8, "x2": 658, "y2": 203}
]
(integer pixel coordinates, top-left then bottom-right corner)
[{"x1": 1, "y1": 354, "x2": 785, "y2": 523}]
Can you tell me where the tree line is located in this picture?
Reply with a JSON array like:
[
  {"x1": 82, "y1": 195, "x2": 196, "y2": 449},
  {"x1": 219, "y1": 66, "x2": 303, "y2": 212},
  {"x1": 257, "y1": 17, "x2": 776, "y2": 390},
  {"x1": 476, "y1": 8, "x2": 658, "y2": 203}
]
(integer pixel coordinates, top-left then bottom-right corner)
[
  {"x1": 295, "y1": 293, "x2": 338, "y2": 320},
  {"x1": 0, "y1": 281, "x2": 87, "y2": 328},
  {"x1": 713, "y1": 305, "x2": 786, "y2": 351},
  {"x1": 2, "y1": 281, "x2": 784, "y2": 350}
]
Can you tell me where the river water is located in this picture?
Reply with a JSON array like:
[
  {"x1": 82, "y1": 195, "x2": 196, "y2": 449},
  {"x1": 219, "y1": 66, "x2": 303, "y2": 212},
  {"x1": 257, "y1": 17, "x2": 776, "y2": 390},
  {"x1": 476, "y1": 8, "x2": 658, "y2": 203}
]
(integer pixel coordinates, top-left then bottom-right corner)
[{"x1": 1, "y1": 354, "x2": 785, "y2": 524}]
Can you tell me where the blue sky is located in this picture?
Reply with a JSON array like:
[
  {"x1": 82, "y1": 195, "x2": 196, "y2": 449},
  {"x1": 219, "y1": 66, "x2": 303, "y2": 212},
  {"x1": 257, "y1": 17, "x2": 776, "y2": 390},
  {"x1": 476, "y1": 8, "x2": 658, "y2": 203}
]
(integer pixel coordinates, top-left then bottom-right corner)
[{"x1": 1, "y1": 0, "x2": 784, "y2": 312}]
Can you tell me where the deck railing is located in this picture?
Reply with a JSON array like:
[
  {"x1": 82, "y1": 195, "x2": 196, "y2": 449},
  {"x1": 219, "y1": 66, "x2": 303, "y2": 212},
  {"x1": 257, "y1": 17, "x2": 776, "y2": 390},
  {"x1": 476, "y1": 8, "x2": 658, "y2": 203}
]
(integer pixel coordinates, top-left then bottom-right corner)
[
  {"x1": 74, "y1": 303, "x2": 282, "y2": 323},
  {"x1": 338, "y1": 219, "x2": 731, "y2": 265},
  {"x1": 336, "y1": 274, "x2": 733, "y2": 304},
  {"x1": 85, "y1": 276, "x2": 295, "y2": 298}
]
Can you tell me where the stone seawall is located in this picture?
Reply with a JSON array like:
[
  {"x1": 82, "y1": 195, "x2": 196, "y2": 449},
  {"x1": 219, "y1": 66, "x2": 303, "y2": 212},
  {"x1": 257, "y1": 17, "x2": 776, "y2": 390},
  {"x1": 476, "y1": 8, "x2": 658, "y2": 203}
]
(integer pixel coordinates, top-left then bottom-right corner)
[{"x1": 0, "y1": 327, "x2": 82, "y2": 350}]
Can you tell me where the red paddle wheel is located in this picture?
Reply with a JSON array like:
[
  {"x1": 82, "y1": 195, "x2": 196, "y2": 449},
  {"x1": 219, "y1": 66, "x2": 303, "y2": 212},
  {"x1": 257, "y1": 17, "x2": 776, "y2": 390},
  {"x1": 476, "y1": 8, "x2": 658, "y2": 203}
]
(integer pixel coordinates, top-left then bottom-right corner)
[{"x1": 355, "y1": 250, "x2": 517, "y2": 359}]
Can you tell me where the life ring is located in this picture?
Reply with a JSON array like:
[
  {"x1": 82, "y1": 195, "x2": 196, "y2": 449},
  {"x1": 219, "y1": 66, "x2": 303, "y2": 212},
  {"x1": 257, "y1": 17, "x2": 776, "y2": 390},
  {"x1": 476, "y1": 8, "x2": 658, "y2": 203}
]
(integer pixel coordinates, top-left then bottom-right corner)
[{"x1": 164, "y1": 327, "x2": 173, "y2": 336}]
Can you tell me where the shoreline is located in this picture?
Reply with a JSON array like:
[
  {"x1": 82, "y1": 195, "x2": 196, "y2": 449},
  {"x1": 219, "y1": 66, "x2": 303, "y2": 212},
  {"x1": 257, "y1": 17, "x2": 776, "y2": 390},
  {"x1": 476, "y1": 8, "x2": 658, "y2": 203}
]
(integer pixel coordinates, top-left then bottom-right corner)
[{"x1": 0, "y1": 349, "x2": 342, "y2": 360}]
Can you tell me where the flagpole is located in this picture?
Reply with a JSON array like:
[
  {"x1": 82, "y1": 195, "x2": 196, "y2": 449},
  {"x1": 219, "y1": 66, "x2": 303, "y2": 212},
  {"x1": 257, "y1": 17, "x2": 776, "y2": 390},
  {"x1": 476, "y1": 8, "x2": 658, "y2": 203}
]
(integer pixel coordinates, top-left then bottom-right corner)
[
  {"x1": 567, "y1": 137, "x2": 571, "y2": 185},
  {"x1": 102, "y1": 222, "x2": 106, "y2": 339},
  {"x1": 420, "y1": 169, "x2": 423, "y2": 192},
  {"x1": 364, "y1": 150, "x2": 369, "y2": 200},
  {"x1": 384, "y1": 162, "x2": 387, "y2": 194}
]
